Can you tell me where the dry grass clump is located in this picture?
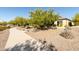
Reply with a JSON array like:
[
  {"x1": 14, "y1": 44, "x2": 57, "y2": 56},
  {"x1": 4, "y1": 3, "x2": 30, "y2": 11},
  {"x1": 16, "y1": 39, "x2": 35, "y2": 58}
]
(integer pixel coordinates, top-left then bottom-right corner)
[
  {"x1": 5, "y1": 39, "x2": 57, "y2": 51},
  {"x1": 60, "y1": 27, "x2": 74, "y2": 39}
]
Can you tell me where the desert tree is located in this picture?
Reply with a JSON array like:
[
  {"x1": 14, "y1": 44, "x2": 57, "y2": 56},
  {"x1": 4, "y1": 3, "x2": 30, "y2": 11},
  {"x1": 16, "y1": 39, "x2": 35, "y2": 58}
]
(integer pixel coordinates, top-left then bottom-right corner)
[
  {"x1": 8, "y1": 17, "x2": 29, "y2": 27},
  {"x1": 72, "y1": 13, "x2": 79, "y2": 25},
  {"x1": 30, "y1": 8, "x2": 59, "y2": 29}
]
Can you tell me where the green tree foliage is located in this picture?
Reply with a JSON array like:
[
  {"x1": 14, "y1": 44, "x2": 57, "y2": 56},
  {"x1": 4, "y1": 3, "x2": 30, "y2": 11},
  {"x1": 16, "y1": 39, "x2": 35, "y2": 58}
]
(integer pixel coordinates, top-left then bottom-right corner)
[
  {"x1": 8, "y1": 20, "x2": 17, "y2": 25},
  {"x1": 14, "y1": 17, "x2": 26, "y2": 26},
  {"x1": 30, "y1": 9, "x2": 59, "y2": 29},
  {"x1": 73, "y1": 13, "x2": 79, "y2": 25},
  {"x1": 8, "y1": 17, "x2": 29, "y2": 26},
  {"x1": 0, "y1": 21, "x2": 7, "y2": 26}
]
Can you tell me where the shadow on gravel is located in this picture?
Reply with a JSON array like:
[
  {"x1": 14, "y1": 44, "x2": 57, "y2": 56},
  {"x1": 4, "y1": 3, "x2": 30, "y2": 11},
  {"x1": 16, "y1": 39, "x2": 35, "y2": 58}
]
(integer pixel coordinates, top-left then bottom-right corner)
[{"x1": 5, "y1": 39, "x2": 57, "y2": 51}]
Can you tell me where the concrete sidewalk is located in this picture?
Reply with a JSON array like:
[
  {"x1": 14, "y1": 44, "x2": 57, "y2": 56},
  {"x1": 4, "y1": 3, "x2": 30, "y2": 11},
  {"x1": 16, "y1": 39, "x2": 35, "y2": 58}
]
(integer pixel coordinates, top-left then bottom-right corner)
[{"x1": 5, "y1": 28, "x2": 35, "y2": 49}]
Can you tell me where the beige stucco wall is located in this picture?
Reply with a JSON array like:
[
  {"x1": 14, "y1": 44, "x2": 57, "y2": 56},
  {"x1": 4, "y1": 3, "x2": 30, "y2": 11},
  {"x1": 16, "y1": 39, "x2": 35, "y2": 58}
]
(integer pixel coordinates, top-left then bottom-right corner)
[
  {"x1": 62, "y1": 20, "x2": 70, "y2": 27},
  {"x1": 54, "y1": 20, "x2": 74, "y2": 27}
]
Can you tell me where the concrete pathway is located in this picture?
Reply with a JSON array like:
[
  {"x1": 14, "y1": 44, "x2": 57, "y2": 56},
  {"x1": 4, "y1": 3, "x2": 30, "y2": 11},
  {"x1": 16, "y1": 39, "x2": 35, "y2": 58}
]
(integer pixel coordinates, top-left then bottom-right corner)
[{"x1": 5, "y1": 28, "x2": 35, "y2": 49}]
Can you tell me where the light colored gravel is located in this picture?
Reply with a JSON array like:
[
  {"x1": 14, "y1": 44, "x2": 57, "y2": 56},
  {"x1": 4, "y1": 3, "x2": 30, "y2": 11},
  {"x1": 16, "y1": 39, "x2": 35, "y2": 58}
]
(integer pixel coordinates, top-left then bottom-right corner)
[
  {"x1": 26, "y1": 27, "x2": 79, "y2": 51},
  {"x1": 5, "y1": 27, "x2": 35, "y2": 49},
  {"x1": 0, "y1": 29, "x2": 9, "y2": 50}
]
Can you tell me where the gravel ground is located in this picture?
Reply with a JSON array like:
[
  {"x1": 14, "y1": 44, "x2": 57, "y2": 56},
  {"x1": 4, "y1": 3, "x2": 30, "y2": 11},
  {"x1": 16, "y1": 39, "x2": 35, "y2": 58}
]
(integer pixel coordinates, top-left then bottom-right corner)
[
  {"x1": 26, "y1": 27, "x2": 79, "y2": 51},
  {"x1": 5, "y1": 28, "x2": 35, "y2": 49},
  {"x1": 0, "y1": 29, "x2": 9, "y2": 50}
]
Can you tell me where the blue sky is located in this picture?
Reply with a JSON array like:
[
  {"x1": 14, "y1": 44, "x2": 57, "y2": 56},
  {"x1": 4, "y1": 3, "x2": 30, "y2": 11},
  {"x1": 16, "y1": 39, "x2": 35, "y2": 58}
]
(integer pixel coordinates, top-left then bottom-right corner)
[{"x1": 0, "y1": 7, "x2": 79, "y2": 21}]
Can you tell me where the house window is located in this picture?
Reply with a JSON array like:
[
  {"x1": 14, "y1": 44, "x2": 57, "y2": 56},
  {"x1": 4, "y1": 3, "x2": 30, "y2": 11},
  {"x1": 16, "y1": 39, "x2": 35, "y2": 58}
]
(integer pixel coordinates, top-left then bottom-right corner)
[{"x1": 57, "y1": 21, "x2": 59, "y2": 26}]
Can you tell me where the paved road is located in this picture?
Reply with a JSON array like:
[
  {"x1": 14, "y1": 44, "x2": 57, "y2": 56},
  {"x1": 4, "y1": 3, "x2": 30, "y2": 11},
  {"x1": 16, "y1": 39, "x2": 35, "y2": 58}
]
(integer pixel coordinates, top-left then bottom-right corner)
[{"x1": 5, "y1": 28, "x2": 35, "y2": 49}]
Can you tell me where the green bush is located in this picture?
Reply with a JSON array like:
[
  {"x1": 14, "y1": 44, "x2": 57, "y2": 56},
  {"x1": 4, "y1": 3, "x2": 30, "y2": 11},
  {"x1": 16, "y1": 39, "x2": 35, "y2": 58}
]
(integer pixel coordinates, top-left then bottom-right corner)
[
  {"x1": 30, "y1": 9, "x2": 59, "y2": 29},
  {"x1": 73, "y1": 13, "x2": 79, "y2": 26},
  {"x1": 8, "y1": 17, "x2": 29, "y2": 27},
  {"x1": 0, "y1": 26, "x2": 10, "y2": 31}
]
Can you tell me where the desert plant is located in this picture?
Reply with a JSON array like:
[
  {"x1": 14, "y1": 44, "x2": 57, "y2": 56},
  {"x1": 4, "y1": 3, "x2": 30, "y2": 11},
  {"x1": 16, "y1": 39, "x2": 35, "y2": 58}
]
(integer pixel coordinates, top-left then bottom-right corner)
[
  {"x1": 60, "y1": 27, "x2": 74, "y2": 39},
  {"x1": 8, "y1": 17, "x2": 29, "y2": 27},
  {"x1": 0, "y1": 26, "x2": 10, "y2": 31},
  {"x1": 72, "y1": 13, "x2": 79, "y2": 26},
  {"x1": 30, "y1": 9, "x2": 59, "y2": 29}
]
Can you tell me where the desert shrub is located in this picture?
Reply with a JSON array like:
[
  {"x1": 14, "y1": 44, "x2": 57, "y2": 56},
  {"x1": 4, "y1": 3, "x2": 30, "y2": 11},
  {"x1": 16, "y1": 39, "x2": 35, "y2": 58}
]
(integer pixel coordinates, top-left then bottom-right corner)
[
  {"x1": 8, "y1": 17, "x2": 30, "y2": 27},
  {"x1": 5, "y1": 39, "x2": 57, "y2": 51},
  {"x1": 0, "y1": 26, "x2": 10, "y2": 31},
  {"x1": 30, "y1": 9, "x2": 59, "y2": 30},
  {"x1": 72, "y1": 13, "x2": 79, "y2": 26},
  {"x1": 0, "y1": 21, "x2": 7, "y2": 26},
  {"x1": 60, "y1": 27, "x2": 74, "y2": 39}
]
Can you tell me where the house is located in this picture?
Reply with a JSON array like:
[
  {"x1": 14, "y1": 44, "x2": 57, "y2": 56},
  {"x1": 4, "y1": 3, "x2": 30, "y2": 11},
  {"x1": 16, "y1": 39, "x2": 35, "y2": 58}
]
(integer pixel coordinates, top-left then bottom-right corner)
[{"x1": 54, "y1": 17, "x2": 74, "y2": 27}]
